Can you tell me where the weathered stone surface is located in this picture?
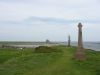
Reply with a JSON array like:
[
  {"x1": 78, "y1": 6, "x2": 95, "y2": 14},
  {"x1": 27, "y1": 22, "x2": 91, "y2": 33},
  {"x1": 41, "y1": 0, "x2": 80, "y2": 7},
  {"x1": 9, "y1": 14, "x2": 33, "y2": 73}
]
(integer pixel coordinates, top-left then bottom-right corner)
[
  {"x1": 75, "y1": 23, "x2": 86, "y2": 60},
  {"x1": 68, "y1": 35, "x2": 71, "y2": 47}
]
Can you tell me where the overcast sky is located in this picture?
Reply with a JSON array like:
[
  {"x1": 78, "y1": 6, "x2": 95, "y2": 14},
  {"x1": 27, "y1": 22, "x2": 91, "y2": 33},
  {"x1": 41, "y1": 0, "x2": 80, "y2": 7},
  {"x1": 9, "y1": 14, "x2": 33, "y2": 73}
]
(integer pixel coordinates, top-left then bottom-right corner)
[{"x1": 0, "y1": 0, "x2": 100, "y2": 42}]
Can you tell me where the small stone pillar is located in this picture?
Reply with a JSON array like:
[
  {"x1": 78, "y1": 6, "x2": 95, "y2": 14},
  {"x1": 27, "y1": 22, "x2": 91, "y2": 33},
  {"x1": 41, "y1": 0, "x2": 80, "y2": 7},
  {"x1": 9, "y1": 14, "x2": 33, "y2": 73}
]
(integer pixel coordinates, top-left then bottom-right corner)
[
  {"x1": 68, "y1": 35, "x2": 71, "y2": 47},
  {"x1": 75, "y1": 23, "x2": 86, "y2": 60}
]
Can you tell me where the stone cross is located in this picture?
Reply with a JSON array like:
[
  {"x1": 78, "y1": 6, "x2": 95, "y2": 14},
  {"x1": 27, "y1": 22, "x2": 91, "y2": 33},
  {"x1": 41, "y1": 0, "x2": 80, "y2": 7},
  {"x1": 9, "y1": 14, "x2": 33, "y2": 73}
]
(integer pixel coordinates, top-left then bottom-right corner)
[
  {"x1": 78, "y1": 23, "x2": 83, "y2": 49},
  {"x1": 75, "y1": 23, "x2": 86, "y2": 60},
  {"x1": 68, "y1": 35, "x2": 71, "y2": 47}
]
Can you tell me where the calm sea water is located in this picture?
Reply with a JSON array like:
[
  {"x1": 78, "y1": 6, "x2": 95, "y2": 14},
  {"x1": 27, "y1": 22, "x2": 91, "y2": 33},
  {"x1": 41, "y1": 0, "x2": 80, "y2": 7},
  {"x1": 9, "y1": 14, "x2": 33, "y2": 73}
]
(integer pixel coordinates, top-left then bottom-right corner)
[
  {"x1": 60, "y1": 42, "x2": 100, "y2": 51},
  {"x1": 9, "y1": 42, "x2": 100, "y2": 51}
]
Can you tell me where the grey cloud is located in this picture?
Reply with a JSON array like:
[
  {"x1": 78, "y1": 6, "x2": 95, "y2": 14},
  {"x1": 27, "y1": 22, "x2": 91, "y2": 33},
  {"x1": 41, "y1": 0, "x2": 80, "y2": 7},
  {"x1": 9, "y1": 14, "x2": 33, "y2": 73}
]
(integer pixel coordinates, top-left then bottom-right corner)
[
  {"x1": 0, "y1": 0, "x2": 33, "y2": 2},
  {"x1": 0, "y1": 16, "x2": 100, "y2": 26}
]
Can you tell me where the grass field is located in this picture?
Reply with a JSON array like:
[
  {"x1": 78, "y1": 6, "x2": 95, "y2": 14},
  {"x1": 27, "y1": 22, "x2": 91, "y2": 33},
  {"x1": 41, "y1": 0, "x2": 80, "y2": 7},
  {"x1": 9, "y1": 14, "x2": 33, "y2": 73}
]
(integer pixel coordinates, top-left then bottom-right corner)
[{"x1": 0, "y1": 46, "x2": 100, "y2": 75}]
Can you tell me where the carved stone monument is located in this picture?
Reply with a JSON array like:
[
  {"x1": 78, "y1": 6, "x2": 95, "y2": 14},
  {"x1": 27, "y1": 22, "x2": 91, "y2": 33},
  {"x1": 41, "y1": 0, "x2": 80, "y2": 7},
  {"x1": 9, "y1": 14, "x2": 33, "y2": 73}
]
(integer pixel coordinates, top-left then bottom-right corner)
[
  {"x1": 75, "y1": 23, "x2": 85, "y2": 60},
  {"x1": 68, "y1": 35, "x2": 71, "y2": 47}
]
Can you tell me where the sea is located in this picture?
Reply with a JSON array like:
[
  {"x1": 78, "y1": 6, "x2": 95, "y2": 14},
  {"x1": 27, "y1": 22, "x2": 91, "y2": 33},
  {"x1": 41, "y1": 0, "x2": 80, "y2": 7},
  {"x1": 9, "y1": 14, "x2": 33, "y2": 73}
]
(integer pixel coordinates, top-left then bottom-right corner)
[
  {"x1": 8, "y1": 42, "x2": 100, "y2": 51},
  {"x1": 60, "y1": 42, "x2": 100, "y2": 51}
]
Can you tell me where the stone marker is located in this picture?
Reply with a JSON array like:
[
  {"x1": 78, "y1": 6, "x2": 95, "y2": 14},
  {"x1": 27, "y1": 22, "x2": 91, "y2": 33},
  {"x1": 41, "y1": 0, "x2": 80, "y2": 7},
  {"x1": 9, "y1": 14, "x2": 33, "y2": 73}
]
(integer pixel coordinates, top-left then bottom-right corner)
[
  {"x1": 68, "y1": 35, "x2": 71, "y2": 47},
  {"x1": 46, "y1": 39, "x2": 50, "y2": 43},
  {"x1": 75, "y1": 23, "x2": 86, "y2": 60}
]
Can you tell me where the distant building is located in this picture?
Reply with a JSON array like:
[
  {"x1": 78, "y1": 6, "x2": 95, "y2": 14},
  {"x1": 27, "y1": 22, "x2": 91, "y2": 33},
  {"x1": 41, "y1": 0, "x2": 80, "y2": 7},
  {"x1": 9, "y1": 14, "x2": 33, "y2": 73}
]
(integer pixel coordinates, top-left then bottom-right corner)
[{"x1": 46, "y1": 39, "x2": 50, "y2": 43}]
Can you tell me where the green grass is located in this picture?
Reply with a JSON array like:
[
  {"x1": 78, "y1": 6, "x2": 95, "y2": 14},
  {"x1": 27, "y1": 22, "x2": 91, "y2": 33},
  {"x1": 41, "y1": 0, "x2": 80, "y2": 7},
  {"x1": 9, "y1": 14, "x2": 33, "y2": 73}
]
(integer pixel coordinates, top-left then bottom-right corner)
[{"x1": 0, "y1": 46, "x2": 100, "y2": 75}]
